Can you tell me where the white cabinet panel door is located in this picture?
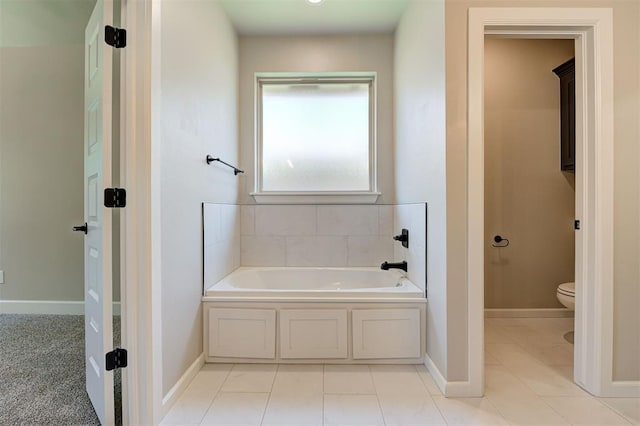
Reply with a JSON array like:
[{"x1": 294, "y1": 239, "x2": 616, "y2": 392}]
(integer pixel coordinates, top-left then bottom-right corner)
[
  {"x1": 84, "y1": 1, "x2": 114, "y2": 424},
  {"x1": 280, "y1": 309, "x2": 348, "y2": 359},
  {"x1": 208, "y1": 308, "x2": 276, "y2": 359},
  {"x1": 352, "y1": 309, "x2": 421, "y2": 359}
]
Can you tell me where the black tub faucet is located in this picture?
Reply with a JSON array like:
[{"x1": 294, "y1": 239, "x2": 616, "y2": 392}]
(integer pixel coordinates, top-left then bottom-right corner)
[
  {"x1": 380, "y1": 261, "x2": 407, "y2": 272},
  {"x1": 393, "y1": 229, "x2": 409, "y2": 248}
]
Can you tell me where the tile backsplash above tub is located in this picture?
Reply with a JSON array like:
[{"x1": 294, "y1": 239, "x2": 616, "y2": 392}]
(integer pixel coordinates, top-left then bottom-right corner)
[
  {"x1": 203, "y1": 203, "x2": 240, "y2": 289},
  {"x1": 240, "y1": 205, "x2": 394, "y2": 267},
  {"x1": 394, "y1": 203, "x2": 427, "y2": 291},
  {"x1": 204, "y1": 202, "x2": 427, "y2": 293}
]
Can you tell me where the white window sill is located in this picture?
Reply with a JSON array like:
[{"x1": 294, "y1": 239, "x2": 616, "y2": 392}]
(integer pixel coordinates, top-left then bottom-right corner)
[{"x1": 250, "y1": 192, "x2": 381, "y2": 204}]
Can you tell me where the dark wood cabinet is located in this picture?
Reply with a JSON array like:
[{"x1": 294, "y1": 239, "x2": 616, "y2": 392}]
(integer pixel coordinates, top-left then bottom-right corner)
[{"x1": 553, "y1": 58, "x2": 575, "y2": 172}]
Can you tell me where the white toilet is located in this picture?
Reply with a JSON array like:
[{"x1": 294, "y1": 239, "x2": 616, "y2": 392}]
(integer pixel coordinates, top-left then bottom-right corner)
[{"x1": 557, "y1": 282, "x2": 575, "y2": 311}]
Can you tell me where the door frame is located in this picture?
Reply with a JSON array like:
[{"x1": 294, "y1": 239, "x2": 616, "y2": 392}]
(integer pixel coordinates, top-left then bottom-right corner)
[
  {"x1": 119, "y1": 0, "x2": 161, "y2": 424},
  {"x1": 466, "y1": 7, "x2": 631, "y2": 397}
]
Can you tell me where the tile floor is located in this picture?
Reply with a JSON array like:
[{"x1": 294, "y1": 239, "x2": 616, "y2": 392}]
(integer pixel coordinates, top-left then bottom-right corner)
[{"x1": 161, "y1": 318, "x2": 640, "y2": 425}]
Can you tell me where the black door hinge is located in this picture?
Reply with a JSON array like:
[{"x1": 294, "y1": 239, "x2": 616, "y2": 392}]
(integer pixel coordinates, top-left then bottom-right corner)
[
  {"x1": 106, "y1": 348, "x2": 128, "y2": 371},
  {"x1": 574, "y1": 220, "x2": 581, "y2": 230},
  {"x1": 105, "y1": 25, "x2": 126, "y2": 48},
  {"x1": 104, "y1": 188, "x2": 126, "y2": 208}
]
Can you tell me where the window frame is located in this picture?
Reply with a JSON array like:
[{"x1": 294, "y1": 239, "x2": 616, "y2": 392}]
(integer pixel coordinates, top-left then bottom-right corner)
[{"x1": 252, "y1": 72, "x2": 379, "y2": 204}]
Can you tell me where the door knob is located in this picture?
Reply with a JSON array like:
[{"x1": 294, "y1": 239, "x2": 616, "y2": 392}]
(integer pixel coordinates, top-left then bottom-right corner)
[{"x1": 73, "y1": 223, "x2": 88, "y2": 235}]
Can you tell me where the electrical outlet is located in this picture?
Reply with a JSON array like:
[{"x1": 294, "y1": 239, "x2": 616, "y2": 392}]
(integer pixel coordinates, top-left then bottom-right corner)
[{"x1": 0, "y1": 270, "x2": 4, "y2": 284}]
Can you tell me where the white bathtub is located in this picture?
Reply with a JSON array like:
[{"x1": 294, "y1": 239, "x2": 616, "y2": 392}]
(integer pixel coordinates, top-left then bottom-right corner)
[
  {"x1": 204, "y1": 267, "x2": 423, "y2": 299},
  {"x1": 203, "y1": 267, "x2": 426, "y2": 362}
]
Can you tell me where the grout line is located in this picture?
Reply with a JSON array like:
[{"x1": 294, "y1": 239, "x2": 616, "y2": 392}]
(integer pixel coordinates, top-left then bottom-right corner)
[
  {"x1": 413, "y1": 364, "x2": 438, "y2": 395},
  {"x1": 196, "y1": 364, "x2": 233, "y2": 425},
  {"x1": 541, "y1": 395, "x2": 634, "y2": 426},
  {"x1": 484, "y1": 320, "x2": 590, "y2": 424},
  {"x1": 367, "y1": 365, "x2": 387, "y2": 426},
  {"x1": 426, "y1": 390, "x2": 447, "y2": 425},
  {"x1": 536, "y1": 395, "x2": 574, "y2": 425},
  {"x1": 259, "y1": 364, "x2": 279, "y2": 426},
  {"x1": 597, "y1": 399, "x2": 640, "y2": 425}
]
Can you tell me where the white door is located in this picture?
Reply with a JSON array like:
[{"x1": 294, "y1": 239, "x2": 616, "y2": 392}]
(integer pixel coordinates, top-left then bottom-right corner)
[{"x1": 84, "y1": 0, "x2": 114, "y2": 424}]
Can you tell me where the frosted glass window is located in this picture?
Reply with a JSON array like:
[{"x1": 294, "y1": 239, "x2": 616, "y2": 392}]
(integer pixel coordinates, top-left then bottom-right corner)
[{"x1": 257, "y1": 77, "x2": 374, "y2": 192}]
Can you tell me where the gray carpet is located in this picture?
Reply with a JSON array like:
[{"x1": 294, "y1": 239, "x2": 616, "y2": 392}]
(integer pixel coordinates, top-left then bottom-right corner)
[{"x1": 0, "y1": 314, "x2": 121, "y2": 426}]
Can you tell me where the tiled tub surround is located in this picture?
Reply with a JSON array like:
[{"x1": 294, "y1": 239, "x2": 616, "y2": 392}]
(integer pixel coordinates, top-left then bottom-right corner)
[
  {"x1": 203, "y1": 203, "x2": 241, "y2": 287},
  {"x1": 202, "y1": 203, "x2": 429, "y2": 364},
  {"x1": 394, "y1": 203, "x2": 428, "y2": 291},
  {"x1": 240, "y1": 205, "x2": 395, "y2": 268},
  {"x1": 203, "y1": 203, "x2": 428, "y2": 291}
]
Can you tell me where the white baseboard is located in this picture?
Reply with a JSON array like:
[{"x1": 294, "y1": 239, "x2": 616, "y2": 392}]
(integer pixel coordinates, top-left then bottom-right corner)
[
  {"x1": 0, "y1": 300, "x2": 121, "y2": 315},
  {"x1": 424, "y1": 354, "x2": 446, "y2": 395},
  {"x1": 161, "y1": 352, "x2": 205, "y2": 419},
  {"x1": 424, "y1": 354, "x2": 484, "y2": 397},
  {"x1": 485, "y1": 308, "x2": 574, "y2": 318},
  {"x1": 604, "y1": 381, "x2": 640, "y2": 398}
]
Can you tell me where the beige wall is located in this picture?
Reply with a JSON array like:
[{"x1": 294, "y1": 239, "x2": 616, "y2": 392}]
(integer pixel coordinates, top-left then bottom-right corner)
[
  {"x1": 484, "y1": 38, "x2": 575, "y2": 309},
  {"x1": 446, "y1": 0, "x2": 640, "y2": 381},
  {"x1": 394, "y1": 0, "x2": 449, "y2": 377},
  {"x1": 0, "y1": 0, "x2": 95, "y2": 47},
  {"x1": 238, "y1": 34, "x2": 395, "y2": 205},
  {"x1": 0, "y1": 46, "x2": 85, "y2": 302},
  {"x1": 159, "y1": 0, "x2": 239, "y2": 394},
  {"x1": 0, "y1": 0, "x2": 95, "y2": 303}
]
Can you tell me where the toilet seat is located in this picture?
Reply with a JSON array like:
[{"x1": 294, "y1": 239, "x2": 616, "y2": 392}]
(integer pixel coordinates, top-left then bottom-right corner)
[
  {"x1": 557, "y1": 282, "x2": 575, "y2": 311},
  {"x1": 557, "y1": 282, "x2": 575, "y2": 297}
]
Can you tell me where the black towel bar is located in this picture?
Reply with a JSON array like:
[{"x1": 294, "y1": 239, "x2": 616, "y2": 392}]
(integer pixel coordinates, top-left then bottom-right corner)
[{"x1": 206, "y1": 155, "x2": 244, "y2": 175}]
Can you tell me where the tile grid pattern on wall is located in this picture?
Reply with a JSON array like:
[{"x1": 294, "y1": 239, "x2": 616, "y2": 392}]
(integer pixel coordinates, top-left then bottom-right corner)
[
  {"x1": 240, "y1": 205, "x2": 395, "y2": 267},
  {"x1": 203, "y1": 204, "x2": 241, "y2": 287}
]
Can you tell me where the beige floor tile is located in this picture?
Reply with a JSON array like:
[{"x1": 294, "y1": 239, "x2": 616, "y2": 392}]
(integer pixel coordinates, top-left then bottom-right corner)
[
  {"x1": 484, "y1": 351, "x2": 502, "y2": 365},
  {"x1": 521, "y1": 342, "x2": 574, "y2": 366},
  {"x1": 261, "y1": 365, "x2": 324, "y2": 426},
  {"x1": 261, "y1": 392, "x2": 323, "y2": 426},
  {"x1": 271, "y1": 364, "x2": 323, "y2": 394},
  {"x1": 160, "y1": 364, "x2": 232, "y2": 425},
  {"x1": 485, "y1": 325, "x2": 515, "y2": 344},
  {"x1": 487, "y1": 343, "x2": 586, "y2": 396},
  {"x1": 220, "y1": 364, "x2": 277, "y2": 393},
  {"x1": 549, "y1": 365, "x2": 574, "y2": 381},
  {"x1": 432, "y1": 396, "x2": 509, "y2": 425},
  {"x1": 485, "y1": 365, "x2": 569, "y2": 425},
  {"x1": 323, "y1": 394, "x2": 385, "y2": 426},
  {"x1": 485, "y1": 318, "x2": 518, "y2": 327},
  {"x1": 543, "y1": 396, "x2": 632, "y2": 425},
  {"x1": 370, "y1": 364, "x2": 427, "y2": 395},
  {"x1": 415, "y1": 364, "x2": 443, "y2": 395},
  {"x1": 200, "y1": 392, "x2": 268, "y2": 425},
  {"x1": 377, "y1": 391, "x2": 446, "y2": 425},
  {"x1": 161, "y1": 313, "x2": 600, "y2": 426},
  {"x1": 496, "y1": 318, "x2": 568, "y2": 347},
  {"x1": 600, "y1": 398, "x2": 640, "y2": 425},
  {"x1": 324, "y1": 364, "x2": 375, "y2": 394}
]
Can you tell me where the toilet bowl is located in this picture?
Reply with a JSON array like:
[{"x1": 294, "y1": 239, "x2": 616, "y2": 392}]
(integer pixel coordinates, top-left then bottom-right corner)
[{"x1": 557, "y1": 282, "x2": 575, "y2": 311}]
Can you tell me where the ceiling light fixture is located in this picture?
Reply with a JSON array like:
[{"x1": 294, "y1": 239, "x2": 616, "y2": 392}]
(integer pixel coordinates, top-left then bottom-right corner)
[{"x1": 307, "y1": 0, "x2": 324, "y2": 4}]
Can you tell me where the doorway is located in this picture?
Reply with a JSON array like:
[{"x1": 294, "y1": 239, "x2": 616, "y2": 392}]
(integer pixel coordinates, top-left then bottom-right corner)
[
  {"x1": 483, "y1": 37, "x2": 576, "y2": 320},
  {"x1": 0, "y1": 0, "x2": 126, "y2": 423},
  {"x1": 466, "y1": 8, "x2": 616, "y2": 397}
]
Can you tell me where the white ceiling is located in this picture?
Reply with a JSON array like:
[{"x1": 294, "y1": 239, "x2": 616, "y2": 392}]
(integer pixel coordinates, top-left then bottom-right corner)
[{"x1": 218, "y1": 0, "x2": 409, "y2": 36}]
